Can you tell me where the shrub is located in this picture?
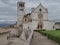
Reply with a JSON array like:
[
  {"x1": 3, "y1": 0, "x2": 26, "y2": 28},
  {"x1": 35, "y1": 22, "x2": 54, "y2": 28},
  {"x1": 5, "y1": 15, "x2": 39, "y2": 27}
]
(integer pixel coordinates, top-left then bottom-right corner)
[{"x1": 35, "y1": 30, "x2": 60, "y2": 44}]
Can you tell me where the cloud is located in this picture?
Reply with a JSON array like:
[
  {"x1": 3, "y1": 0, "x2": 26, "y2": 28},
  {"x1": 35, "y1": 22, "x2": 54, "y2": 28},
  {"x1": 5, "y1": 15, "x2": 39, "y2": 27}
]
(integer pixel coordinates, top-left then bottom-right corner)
[
  {"x1": 0, "y1": 0, "x2": 60, "y2": 22},
  {"x1": 1, "y1": 0, "x2": 17, "y2": 7}
]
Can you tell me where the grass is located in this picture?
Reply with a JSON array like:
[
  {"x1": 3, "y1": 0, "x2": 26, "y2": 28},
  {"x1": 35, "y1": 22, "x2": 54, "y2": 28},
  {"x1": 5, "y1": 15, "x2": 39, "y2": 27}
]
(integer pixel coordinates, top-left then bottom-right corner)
[{"x1": 34, "y1": 30, "x2": 60, "y2": 44}]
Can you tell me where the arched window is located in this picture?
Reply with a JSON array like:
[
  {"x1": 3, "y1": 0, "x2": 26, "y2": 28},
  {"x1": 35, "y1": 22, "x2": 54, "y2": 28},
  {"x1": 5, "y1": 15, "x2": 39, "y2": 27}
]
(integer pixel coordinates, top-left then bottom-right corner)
[
  {"x1": 39, "y1": 9, "x2": 42, "y2": 11},
  {"x1": 24, "y1": 18, "x2": 28, "y2": 23},
  {"x1": 19, "y1": 4, "x2": 24, "y2": 7},
  {"x1": 25, "y1": 19, "x2": 27, "y2": 21},
  {"x1": 20, "y1": 9, "x2": 24, "y2": 11}
]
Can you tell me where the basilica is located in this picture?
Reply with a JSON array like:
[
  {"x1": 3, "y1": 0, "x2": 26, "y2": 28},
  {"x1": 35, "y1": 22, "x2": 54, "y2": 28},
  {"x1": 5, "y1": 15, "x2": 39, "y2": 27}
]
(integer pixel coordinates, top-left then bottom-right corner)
[{"x1": 17, "y1": 1, "x2": 55, "y2": 30}]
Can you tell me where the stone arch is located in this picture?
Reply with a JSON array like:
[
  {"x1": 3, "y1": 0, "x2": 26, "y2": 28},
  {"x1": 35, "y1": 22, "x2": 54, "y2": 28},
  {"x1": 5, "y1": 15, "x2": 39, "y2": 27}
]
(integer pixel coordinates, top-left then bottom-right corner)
[
  {"x1": 37, "y1": 22, "x2": 43, "y2": 30},
  {"x1": 23, "y1": 17, "x2": 29, "y2": 23}
]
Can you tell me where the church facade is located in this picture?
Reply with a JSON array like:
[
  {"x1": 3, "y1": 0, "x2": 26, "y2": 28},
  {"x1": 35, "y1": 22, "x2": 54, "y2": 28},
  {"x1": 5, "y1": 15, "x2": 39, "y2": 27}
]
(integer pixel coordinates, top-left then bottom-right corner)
[{"x1": 17, "y1": 1, "x2": 55, "y2": 30}]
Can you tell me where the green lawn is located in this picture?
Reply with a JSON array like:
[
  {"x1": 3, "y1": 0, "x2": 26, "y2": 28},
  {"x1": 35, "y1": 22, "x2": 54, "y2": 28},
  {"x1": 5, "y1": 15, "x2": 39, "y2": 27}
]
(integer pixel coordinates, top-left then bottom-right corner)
[{"x1": 35, "y1": 30, "x2": 60, "y2": 44}]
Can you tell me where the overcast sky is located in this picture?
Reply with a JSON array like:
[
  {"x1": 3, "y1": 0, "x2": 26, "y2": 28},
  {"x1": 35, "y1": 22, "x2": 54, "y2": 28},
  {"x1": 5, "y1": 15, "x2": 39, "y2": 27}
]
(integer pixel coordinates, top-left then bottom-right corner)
[{"x1": 0, "y1": 0, "x2": 60, "y2": 23}]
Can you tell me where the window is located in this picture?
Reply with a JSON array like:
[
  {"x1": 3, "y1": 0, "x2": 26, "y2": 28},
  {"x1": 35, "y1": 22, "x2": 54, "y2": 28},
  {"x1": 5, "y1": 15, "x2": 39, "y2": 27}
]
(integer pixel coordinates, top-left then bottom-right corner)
[
  {"x1": 39, "y1": 9, "x2": 42, "y2": 11},
  {"x1": 22, "y1": 4, "x2": 24, "y2": 7},
  {"x1": 25, "y1": 19, "x2": 27, "y2": 21},
  {"x1": 24, "y1": 18, "x2": 28, "y2": 22},
  {"x1": 24, "y1": 18, "x2": 29, "y2": 23},
  {"x1": 19, "y1": 4, "x2": 22, "y2": 7},
  {"x1": 20, "y1": 9, "x2": 24, "y2": 11},
  {"x1": 19, "y1": 4, "x2": 24, "y2": 7}
]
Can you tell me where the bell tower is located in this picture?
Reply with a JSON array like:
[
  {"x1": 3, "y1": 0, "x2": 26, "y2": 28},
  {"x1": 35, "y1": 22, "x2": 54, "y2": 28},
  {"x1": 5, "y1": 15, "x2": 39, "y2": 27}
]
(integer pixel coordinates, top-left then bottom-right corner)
[{"x1": 17, "y1": 0, "x2": 25, "y2": 30}]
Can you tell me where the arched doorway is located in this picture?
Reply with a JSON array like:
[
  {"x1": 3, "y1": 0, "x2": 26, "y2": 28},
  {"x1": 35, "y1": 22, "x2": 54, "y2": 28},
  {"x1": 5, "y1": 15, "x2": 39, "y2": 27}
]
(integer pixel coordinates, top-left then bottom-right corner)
[{"x1": 37, "y1": 22, "x2": 43, "y2": 30}]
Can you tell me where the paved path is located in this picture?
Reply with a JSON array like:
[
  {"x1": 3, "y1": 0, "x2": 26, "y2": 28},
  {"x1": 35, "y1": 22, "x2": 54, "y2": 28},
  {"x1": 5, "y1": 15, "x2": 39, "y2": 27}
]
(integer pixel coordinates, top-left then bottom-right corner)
[
  {"x1": 30, "y1": 32, "x2": 59, "y2": 45},
  {"x1": 0, "y1": 33, "x2": 9, "y2": 45},
  {"x1": 0, "y1": 30, "x2": 25, "y2": 45}
]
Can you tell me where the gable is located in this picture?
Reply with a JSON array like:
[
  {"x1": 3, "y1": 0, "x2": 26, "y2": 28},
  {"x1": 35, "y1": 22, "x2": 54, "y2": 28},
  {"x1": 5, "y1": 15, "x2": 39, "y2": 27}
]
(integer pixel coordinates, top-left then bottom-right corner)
[{"x1": 34, "y1": 3, "x2": 48, "y2": 13}]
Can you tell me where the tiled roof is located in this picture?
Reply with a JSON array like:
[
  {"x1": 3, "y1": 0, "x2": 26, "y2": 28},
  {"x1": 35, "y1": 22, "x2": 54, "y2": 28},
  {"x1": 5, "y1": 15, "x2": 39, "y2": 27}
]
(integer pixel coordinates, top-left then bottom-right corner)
[{"x1": 24, "y1": 13, "x2": 31, "y2": 17}]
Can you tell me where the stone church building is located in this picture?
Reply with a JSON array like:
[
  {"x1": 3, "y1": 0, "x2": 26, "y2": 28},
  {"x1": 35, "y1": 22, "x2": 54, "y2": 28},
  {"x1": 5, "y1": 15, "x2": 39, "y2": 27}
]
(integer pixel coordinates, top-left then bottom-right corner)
[{"x1": 17, "y1": 1, "x2": 55, "y2": 30}]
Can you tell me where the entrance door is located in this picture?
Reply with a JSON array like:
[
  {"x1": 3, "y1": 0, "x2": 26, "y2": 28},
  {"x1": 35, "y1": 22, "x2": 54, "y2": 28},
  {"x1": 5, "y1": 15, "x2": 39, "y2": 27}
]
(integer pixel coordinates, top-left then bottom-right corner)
[{"x1": 37, "y1": 22, "x2": 43, "y2": 30}]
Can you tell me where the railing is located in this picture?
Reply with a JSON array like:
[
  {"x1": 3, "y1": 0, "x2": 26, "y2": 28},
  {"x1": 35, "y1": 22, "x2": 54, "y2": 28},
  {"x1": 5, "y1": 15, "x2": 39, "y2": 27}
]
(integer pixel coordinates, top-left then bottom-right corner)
[{"x1": 25, "y1": 30, "x2": 33, "y2": 45}]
